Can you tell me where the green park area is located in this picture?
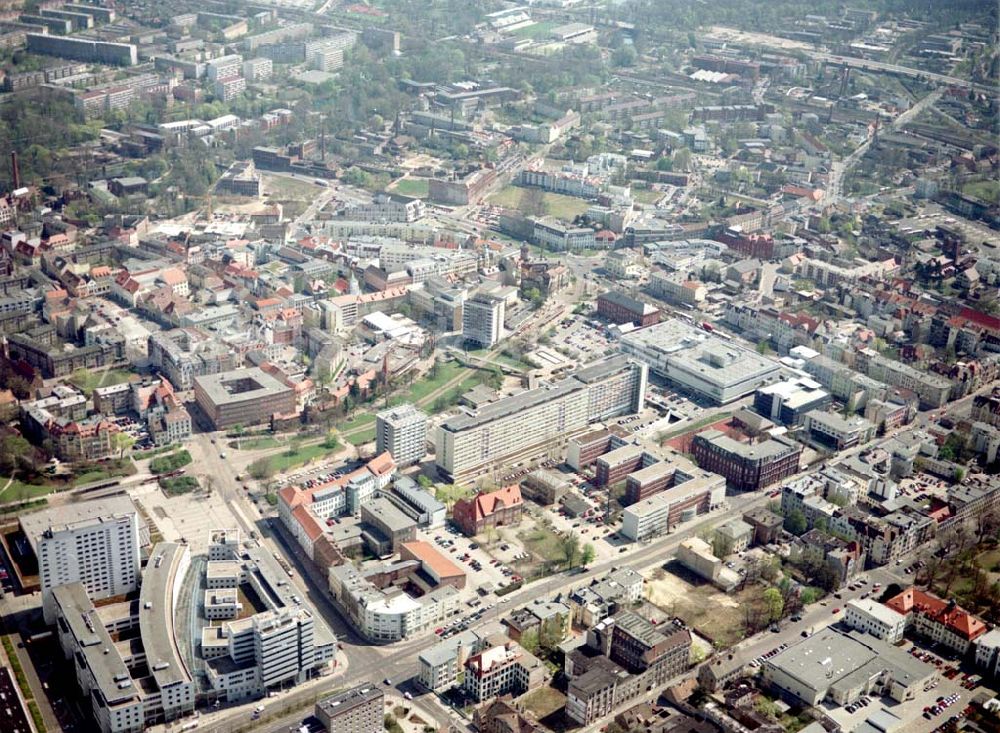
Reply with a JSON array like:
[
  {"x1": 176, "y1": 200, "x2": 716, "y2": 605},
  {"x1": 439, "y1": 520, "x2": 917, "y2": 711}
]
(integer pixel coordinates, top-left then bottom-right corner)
[
  {"x1": 68, "y1": 368, "x2": 133, "y2": 396},
  {"x1": 488, "y1": 185, "x2": 590, "y2": 221}
]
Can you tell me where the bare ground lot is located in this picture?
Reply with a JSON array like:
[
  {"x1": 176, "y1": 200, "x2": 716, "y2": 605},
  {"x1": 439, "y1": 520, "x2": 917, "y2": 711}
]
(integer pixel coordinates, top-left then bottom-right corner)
[{"x1": 644, "y1": 564, "x2": 758, "y2": 648}]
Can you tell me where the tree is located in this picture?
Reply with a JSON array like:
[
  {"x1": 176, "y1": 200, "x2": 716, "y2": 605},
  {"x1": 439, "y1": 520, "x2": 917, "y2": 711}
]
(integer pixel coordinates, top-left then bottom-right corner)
[
  {"x1": 322, "y1": 430, "x2": 340, "y2": 450},
  {"x1": 763, "y1": 587, "x2": 784, "y2": 622},
  {"x1": 417, "y1": 474, "x2": 433, "y2": 489},
  {"x1": 112, "y1": 432, "x2": 135, "y2": 459},
  {"x1": 581, "y1": 543, "x2": 596, "y2": 567},
  {"x1": 519, "y1": 186, "x2": 547, "y2": 218},
  {"x1": 519, "y1": 627, "x2": 540, "y2": 655},
  {"x1": 563, "y1": 532, "x2": 581, "y2": 569},
  {"x1": 784, "y1": 509, "x2": 807, "y2": 536},
  {"x1": 248, "y1": 457, "x2": 275, "y2": 481},
  {"x1": 800, "y1": 587, "x2": 820, "y2": 606}
]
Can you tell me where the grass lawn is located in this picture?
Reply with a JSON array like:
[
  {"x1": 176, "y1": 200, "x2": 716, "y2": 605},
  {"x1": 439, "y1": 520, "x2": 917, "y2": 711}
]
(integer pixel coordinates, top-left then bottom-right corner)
[
  {"x1": 519, "y1": 687, "x2": 566, "y2": 719},
  {"x1": 0, "y1": 477, "x2": 61, "y2": 501},
  {"x1": 230, "y1": 436, "x2": 283, "y2": 450},
  {"x1": 269, "y1": 443, "x2": 332, "y2": 473},
  {"x1": 68, "y1": 368, "x2": 133, "y2": 396},
  {"x1": 487, "y1": 185, "x2": 590, "y2": 221},
  {"x1": 338, "y1": 412, "x2": 376, "y2": 433},
  {"x1": 963, "y1": 179, "x2": 1000, "y2": 204},
  {"x1": 390, "y1": 178, "x2": 430, "y2": 198},
  {"x1": 509, "y1": 21, "x2": 557, "y2": 39},
  {"x1": 632, "y1": 188, "x2": 663, "y2": 204},
  {"x1": 519, "y1": 524, "x2": 568, "y2": 566},
  {"x1": 404, "y1": 361, "x2": 467, "y2": 402},
  {"x1": 344, "y1": 425, "x2": 376, "y2": 446}
]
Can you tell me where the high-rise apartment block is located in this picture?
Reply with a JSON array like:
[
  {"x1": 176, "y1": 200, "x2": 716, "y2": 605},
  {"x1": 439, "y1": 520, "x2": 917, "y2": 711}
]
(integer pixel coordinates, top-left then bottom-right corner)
[
  {"x1": 39, "y1": 510, "x2": 140, "y2": 622},
  {"x1": 376, "y1": 404, "x2": 428, "y2": 466},
  {"x1": 463, "y1": 293, "x2": 505, "y2": 348},
  {"x1": 436, "y1": 356, "x2": 647, "y2": 482}
]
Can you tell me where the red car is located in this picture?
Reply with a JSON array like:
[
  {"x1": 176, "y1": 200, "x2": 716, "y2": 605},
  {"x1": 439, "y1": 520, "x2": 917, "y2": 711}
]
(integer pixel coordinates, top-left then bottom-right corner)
[{"x1": 832, "y1": 607, "x2": 841, "y2": 614}]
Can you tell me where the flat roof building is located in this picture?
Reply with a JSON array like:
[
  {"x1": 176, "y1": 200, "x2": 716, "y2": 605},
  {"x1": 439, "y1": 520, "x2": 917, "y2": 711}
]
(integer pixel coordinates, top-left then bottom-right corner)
[
  {"x1": 691, "y1": 429, "x2": 802, "y2": 492},
  {"x1": 762, "y1": 627, "x2": 935, "y2": 707},
  {"x1": 194, "y1": 366, "x2": 296, "y2": 429},
  {"x1": 315, "y1": 683, "x2": 383, "y2": 733},
  {"x1": 753, "y1": 377, "x2": 831, "y2": 427},
  {"x1": 436, "y1": 356, "x2": 647, "y2": 482},
  {"x1": 621, "y1": 319, "x2": 781, "y2": 404},
  {"x1": 376, "y1": 404, "x2": 427, "y2": 467}
]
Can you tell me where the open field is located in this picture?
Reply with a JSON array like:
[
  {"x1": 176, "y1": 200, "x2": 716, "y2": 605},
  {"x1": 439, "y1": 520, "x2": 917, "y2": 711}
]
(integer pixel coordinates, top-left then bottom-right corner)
[
  {"x1": 487, "y1": 185, "x2": 590, "y2": 221},
  {"x1": 520, "y1": 686, "x2": 566, "y2": 719},
  {"x1": 390, "y1": 177, "x2": 430, "y2": 197},
  {"x1": 963, "y1": 179, "x2": 999, "y2": 204},
  {"x1": 509, "y1": 21, "x2": 558, "y2": 39}
]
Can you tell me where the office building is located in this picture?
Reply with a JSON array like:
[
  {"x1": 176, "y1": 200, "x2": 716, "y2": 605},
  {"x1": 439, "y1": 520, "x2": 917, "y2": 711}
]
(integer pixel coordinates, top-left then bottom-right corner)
[
  {"x1": 691, "y1": 430, "x2": 802, "y2": 492},
  {"x1": 621, "y1": 470, "x2": 726, "y2": 541},
  {"x1": 566, "y1": 611, "x2": 691, "y2": 725},
  {"x1": 360, "y1": 497, "x2": 416, "y2": 555},
  {"x1": 761, "y1": 627, "x2": 935, "y2": 707},
  {"x1": 50, "y1": 543, "x2": 196, "y2": 733},
  {"x1": 463, "y1": 293, "x2": 505, "y2": 348},
  {"x1": 39, "y1": 509, "x2": 140, "y2": 623},
  {"x1": 375, "y1": 404, "x2": 427, "y2": 466},
  {"x1": 194, "y1": 367, "x2": 296, "y2": 429},
  {"x1": 975, "y1": 629, "x2": 1000, "y2": 679},
  {"x1": 435, "y1": 357, "x2": 647, "y2": 482},
  {"x1": 621, "y1": 319, "x2": 781, "y2": 404},
  {"x1": 315, "y1": 684, "x2": 383, "y2": 733},
  {"x1": 844, "y1": 599, "x2": 907, "y2": 643},
  {"x1": 596, "y1": 291, "x2": 661, "y2": 327},
  {"x1": 803, "y1": 410, "x2": 876, "y2": 450},
  {"x1": 753, "y1": 378, "x2": 831, "y2": 427}
]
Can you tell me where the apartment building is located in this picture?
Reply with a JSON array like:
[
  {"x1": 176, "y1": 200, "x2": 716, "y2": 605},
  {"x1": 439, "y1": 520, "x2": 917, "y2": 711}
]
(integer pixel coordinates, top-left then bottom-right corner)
[
  {"x1": 463, "y1": 641, "x2": 548, "y2": 702},
  {"x1": 206, "y1": 54, "x2": 243, "y2": 81},
  {"x1": 435, "y1": 357, "x2": 647, "y2": 482},
  {"x1": 375, "y1": 404, "x2": 428, "y2": 466},
  {"x1": 463, "y1": 293, "x2": 505, "y2": 348},
  {"x1": 338, "y1": 193, "x2": 425, "y2": 223},
  {"x1": 648, "y1": 271, "x2": 708, "y2": 306},
  {"x1": 855, "y1": 348, "x2": 952, "y2": 409},
  {"x1": 38, "y1": 509, "x2": 140, "y2": 623}
]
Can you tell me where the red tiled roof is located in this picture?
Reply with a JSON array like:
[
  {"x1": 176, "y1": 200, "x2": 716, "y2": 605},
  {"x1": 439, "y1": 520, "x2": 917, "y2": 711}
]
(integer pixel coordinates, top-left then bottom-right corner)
[
  {"x1": 291, "y1": 505, "x2": 324, "y2": 541},
  {"x1": 401, "y1": 541, "x2": 465, "y2": 580},
  {"x1": 885, "y1": 588, "x2": 986, "y2": 641}
]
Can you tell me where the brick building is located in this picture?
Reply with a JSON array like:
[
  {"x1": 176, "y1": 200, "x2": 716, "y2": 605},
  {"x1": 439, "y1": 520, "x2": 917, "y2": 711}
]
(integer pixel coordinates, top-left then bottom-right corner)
[
  {"x1": 452, "y1": 485, "x2": 523, "y2": 537},
  {"x1": 691, "y1": 429, "x2": 801, "y2": 492},
  {"x1": 597, "y1": 291, "x2": 661, "y2": 327}
]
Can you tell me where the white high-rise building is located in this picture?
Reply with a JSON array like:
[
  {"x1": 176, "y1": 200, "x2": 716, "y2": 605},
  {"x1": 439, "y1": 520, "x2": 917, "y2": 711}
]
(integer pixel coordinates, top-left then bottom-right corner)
[
  {"x1": 376, "y1": 404, "x2": 428, "y2": 466},
  {"x1": 462, "y1": 293, "x2": 505, "y2": 348},
  {"x1": 39, "y1": 511, "x2": 140, "y2": 622}
]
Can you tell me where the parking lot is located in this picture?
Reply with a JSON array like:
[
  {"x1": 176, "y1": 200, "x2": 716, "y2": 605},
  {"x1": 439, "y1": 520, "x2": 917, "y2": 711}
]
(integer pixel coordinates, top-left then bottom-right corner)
[{"x1": 549, "y1": 314, "x2": 614, "y2": 365}]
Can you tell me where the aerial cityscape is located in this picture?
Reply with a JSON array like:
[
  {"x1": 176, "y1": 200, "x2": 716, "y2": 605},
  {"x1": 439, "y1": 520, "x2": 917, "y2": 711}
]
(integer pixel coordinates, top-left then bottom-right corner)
[{"x1": 0, "y1": 1, "x2": 997, "y2": 733}]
